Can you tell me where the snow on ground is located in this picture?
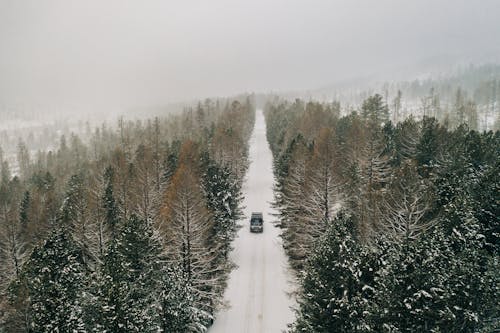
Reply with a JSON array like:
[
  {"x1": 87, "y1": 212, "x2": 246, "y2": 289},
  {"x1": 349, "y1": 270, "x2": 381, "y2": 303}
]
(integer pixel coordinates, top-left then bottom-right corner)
[{"x1": 209, "y1": 110, "x2": 297, "y2": 333}]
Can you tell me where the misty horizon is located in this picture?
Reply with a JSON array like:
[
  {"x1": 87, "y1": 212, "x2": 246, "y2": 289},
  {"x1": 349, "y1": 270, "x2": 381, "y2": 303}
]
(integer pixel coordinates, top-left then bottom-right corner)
[{"x1": 1, "y1": 0, "x2": 500, "y2": 112}]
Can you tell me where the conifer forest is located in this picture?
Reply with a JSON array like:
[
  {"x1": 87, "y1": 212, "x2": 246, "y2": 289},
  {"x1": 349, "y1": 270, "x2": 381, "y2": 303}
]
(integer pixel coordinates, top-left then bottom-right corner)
[{"x1": 0, "y1": 1, "x2": 499, "y2": 332}]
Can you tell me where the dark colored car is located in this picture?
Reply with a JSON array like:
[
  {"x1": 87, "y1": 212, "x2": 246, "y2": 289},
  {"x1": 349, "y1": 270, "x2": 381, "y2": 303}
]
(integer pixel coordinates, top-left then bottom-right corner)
[{"x1": 250, "y1": 212, "x2": 264, "y2": 233}]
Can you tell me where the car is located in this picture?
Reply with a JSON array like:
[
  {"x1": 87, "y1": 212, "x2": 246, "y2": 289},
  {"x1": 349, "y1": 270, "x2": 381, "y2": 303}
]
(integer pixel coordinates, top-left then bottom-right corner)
[{"x1": 250, "y1": 212, "x2": 264, "y2": 233}]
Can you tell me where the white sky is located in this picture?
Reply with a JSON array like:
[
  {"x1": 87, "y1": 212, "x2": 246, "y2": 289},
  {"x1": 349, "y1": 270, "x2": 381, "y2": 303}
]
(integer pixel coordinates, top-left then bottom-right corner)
[{"x1": 0, "y1": 0, "x2": 499, "y2": 110}]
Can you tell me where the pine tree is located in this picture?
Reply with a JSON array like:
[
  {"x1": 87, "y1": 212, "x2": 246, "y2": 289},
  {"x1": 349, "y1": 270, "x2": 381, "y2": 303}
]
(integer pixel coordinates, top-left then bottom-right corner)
[
  {"x1": 58, "y1": 173, "x2": 95, "y2": 264},
  {"x1": 102, "y1": 166, "x2": 119, "y2": 241},
  {"x1": 277, "y1": 141, "x2": 310, "y2": 268},
  {"x1": 23, "y1": 227, "x2": 89, "y2": 332},
  {"x1": 160, "y1": 142, "x2": 218, "y2": 324},
  {"x1": 19, "y1": 191, "x2": 30, "y2": 234},
  {"x1": 392, "y1": 90, "x2": 403, "y2": 123},
  {"x1": 0, "y1": 177, "x2": 25, "y2": 286},
  {"x1": 306, "y1": 127, "x2": 340, "y2": 228},
  {"x1": 292, "y1": 212, "x2": 377, "y2": 332},
  {"x1": 357, "y1": 132, "x2": 391, "y2": 239},
  {"x1": 161, "y1": 140, "x2": 181, "y2": 189},
  {"x1": 390, "y1": 117, "x2": 419, "y2": 166},
  {"x1": 361, "y1": 94, "x2": 390, "y2": 127},
  {"x1": 202, "y1": 156, "x2": 242, "y2": 261},
  {"x1": 157, "y1": 265, "x2": 208, "y2": 333},
  {"x1": 373, "y1": 226, "x2": 456, "y2": 332},
  {"x1": 416, "y1": 116, "x2": 446, "y2": 175},
  {"x1": 0, "y1": 178, "x2": 29, "y2": 332},
  {"x1": 95, "y1": 214, "x2": 162, "y2": 332},
  {"x1": 133, "y1": 144, "x2": 157, "y2": 221},
  {"x1": 383, "y1": 162, "x2": 434, "y2": 243}
]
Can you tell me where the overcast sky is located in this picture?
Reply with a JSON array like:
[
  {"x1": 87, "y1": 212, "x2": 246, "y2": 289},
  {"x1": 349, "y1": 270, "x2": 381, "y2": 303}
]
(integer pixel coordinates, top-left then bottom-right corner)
[{"x1": 0, "y1": 0, "x2": 499, "y2": 111}]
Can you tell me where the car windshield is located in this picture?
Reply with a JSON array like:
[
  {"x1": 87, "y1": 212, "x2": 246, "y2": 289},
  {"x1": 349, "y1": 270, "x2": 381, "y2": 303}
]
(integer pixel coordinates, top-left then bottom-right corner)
[{"x1": 251, "y1": 219, "x2": 262, "y2": 225}]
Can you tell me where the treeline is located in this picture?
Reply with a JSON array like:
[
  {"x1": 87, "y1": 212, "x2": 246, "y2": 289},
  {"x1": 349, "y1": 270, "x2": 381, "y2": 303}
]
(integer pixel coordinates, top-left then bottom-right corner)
[
  {"x1": 265, "y1": 98, "x2": 499, "y2": 332},
  {"x1": 0, "y1": 98, "x2": 255, "y2": 332},
  {"x1": 300, "y1": 64, "x2": 500, "y2": 132}
]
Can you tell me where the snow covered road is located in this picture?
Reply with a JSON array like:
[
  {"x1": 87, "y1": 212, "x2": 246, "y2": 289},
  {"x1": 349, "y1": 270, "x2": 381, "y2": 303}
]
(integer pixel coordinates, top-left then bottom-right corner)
[{"x1": 209, "y1": 110, "x2": 296, "y2": 333}]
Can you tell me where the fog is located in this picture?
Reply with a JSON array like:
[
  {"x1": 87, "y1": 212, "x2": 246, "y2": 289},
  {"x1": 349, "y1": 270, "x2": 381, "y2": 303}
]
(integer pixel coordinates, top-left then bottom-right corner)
[{"x1": 1, "y1": 0, "x2": 499, "y2": 113}]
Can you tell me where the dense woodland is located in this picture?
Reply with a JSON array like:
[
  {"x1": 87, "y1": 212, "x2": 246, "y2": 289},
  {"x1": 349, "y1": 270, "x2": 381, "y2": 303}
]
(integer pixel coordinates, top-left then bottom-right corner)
[
  {"x1": 265, "y1": 97, "x2": 499, "y2": 332},
  {"x1": 0, "y1": 82, "x2": 498, "y2": 332},
  {"x1": 0, "y1": 98, "x2": 255, "y2": 332}
]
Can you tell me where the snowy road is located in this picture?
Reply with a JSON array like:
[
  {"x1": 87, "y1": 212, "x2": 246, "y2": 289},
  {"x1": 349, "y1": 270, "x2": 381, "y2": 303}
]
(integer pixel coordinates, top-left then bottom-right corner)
[{"x1": 209, "y1": 110, "x2": 296, "y2": 333}]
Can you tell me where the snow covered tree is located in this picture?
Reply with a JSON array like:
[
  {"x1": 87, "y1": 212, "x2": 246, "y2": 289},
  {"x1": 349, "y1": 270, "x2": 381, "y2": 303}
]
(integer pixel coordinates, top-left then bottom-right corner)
[
  {"x1": 356, "y1": 134, "x2": 391, "y2": 239},
  {"x1": 0, "y1": 177, "x2": 30, "y2": 332},
  {"x1": 160, "y1": 141, "x2": 219, "y2": 324},
  {"x1": 298, "y1": 101, "x2": 337, "y2": 141},
  {"x1": 133, "y1": 144, "x2": 158, "y2": 222},
  {"x1": 389, "y1": 117, "x2": 419, "y2": 166},
  {"x1": 436, "y1": 185, "x2": 498, "y2": 330},
  {"x1": 273, "y1": 133, "x2": 304, "y2": 209},
  {"x1": 373, "y1": 226, "x2": 457, "y2": 332},
  {"x1": 157, "y1": 265, "x2": 209, "y2": 333},
  {"x1": 102, "y1": 166, "x2": 119, "y2": 241},
  {"x1": 292, "y1": 212, "x2": 377, "y2": 332},
  {"x1": 292, "y1": 127, "x2": 342, "y2": 263},
  {"x1": 392, "y1": 90, "x2": 403, "y2": 123},
  {"x1": 202, "y1": 155, "x2": 243, "y2": 261},
  {"x1": 209, "y1": 100, "x2": 252, "y2": 181},
  {"x1": 162, "y1": 140, "x2": 181, "y2": 185},
  {"x1": 276, "y1": 138, "x2": 311, "y2": 268},
  {"x1": 58, "y1": 174, "x2": 95, "y2": 263},
  {"x1": 416, "y1": 116, "x2": 446, "y2": 176},
  {"x1": 472, "y1": 159, "x2": 499, "y2": 254},
  {"x1": 383, "y1": 162, "x2": 434, "y2": 243},
  {"x1": 22, "y1": 227, "x2": 89, "y2": 332},
  {"x1": 0, "y1": 177, "x2": 25, "y2": 287},
  {"x1": 305, "y1": 127, "x2": 341, "y2": 228},
  {"x1": 265, "y1": 97, "x2": 499, "y2": 330},
  {"x1": 94, "y1": 214, "x2": 162, "y2": 332},
  {"x1": 361, "y1": 94, "x2": 390, "y2": 127},
  {"x1": 18, "y1": 191, "x2": 31, "y2": 236},
  {"x1": 110, "y1": 148, "x2": 134, "y2": 221}
]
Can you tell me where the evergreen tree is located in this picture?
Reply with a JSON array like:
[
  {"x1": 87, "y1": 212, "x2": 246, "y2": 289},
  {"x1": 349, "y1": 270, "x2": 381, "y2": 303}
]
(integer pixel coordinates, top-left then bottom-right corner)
[
  {"x1": 374, "y1": 226, "x2": 456, "y2": 332},
  {"x1": 161, "y1": 142, "x2": 219, "y2": 325},
  {"x1": 19, "y1": 191, "x2": 30, "y2": 230},
  {"x1": 102, "y1": 166, "x2": 119, "y2": 240},
  {"x1": 361, "y1": 94, "x2": 390, "y2": 127},
  {"x1": 95, "y1": 214, "x2": 162, "y2": 332},
  {"x1": 0, "y1": 177, "x2": 25, "y2": 285},
  {"x1": 416, "y1": 116, "x2": 446, "y2": 176},
  {"x1": 202, "y1": 157, "x2": 242, "y2": 260},
  {"x1": 392, "y1": 90, "x2": 403, "y2": 123},
  {"x1": 157, "y1": 265, "x2": 208, "y2": 333},
  {"x1": 23, "y1": 227, "x2": 88, "y2": 332},
  {"x1": 162, "y1": 140, "x2": 181, "y2": 185},
  {"x1": 390, "y1": 117, "x2": 419, "y2": 166},
  {"x1": 276, "y1": 138, "x2": 311, "y2": 268},
  {"x1": 292, "y1": 212, "x2": 377, "y2": 332}
]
